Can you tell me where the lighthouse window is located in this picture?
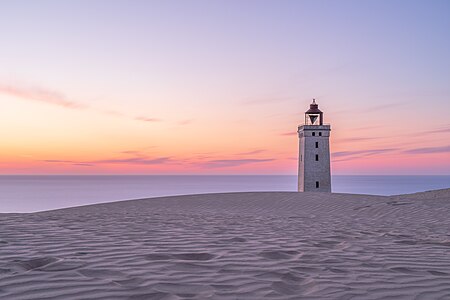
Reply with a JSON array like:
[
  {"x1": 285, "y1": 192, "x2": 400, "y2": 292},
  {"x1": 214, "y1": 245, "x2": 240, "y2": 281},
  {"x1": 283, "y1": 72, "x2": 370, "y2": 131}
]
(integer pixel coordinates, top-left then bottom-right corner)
[
  {"x1": 315, "y1": 154, "x2": 319, "y2": 161},
  {"x1": 315, "y1": 142, "x2": 319, "y2": 148},
  {"x1": 312, "y1": 132, "x2": 316, "y2": 136},
  {"x1": 319, "y1": 132, "x2": 322, "y2": 136},
  {"x1": 316, "y1": 181, "x2": 320, "y2": 188}
]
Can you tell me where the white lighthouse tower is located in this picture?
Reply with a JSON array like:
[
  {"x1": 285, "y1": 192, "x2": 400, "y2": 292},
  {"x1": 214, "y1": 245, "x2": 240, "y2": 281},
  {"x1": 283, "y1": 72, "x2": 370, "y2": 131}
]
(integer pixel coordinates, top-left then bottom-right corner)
[{"x1": 298, "y1": 99, "x2": 331, "y2": 192}]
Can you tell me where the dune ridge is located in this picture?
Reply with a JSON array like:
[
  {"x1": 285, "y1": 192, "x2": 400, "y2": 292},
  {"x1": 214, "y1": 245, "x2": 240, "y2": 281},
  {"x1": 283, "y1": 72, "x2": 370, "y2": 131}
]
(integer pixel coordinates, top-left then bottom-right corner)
[{"x1": 1, "y1": 189, "x2": 450, "y2": 299}]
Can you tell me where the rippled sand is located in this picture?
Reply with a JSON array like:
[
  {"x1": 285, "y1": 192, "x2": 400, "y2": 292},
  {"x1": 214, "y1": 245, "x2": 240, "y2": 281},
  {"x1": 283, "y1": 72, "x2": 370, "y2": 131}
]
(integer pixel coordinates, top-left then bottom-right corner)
[{"x1": 1, "y1": 189, "x2": 449, "y2": 299}]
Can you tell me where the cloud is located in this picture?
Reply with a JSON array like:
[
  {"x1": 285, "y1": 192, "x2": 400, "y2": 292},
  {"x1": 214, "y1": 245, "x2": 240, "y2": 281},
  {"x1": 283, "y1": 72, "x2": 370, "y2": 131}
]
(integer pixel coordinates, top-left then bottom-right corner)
[
  {"x1": 43, "y1": 155, "x2": 276, "y2": 169},
  {"x1": 135, "y1": 116, "x2": 162, "y2": 123},
  {"x1": 359, "y1": 101, "x2": 407, "y2": 113},
  {"x1": 364, "y1": 103, "x2": 405, "y2": 112},
  {"x1": 351, "y1": 126, "x2": 381, "y2": 131},
  {"x1": 119, "y1": 147, "x2": 157, "y2": 155},
  {"x1": 403, "y1": 145, "x2": 450, "y2": 154},
  {"x1": 120, "y1": 150, "x2": 140, "y2": 155},
  {"x1": 91, "y1": 157, "x2": 171, "y2": 165},
  {"x1": 202, "y1": 158, "x2": 274, "y2": 168},
  {"x1": 1, "y1": 82, "x2": 167, "y2": 124},
  {"x1": 236, "y1": 149, "x2": 266, "y2": 155},
  {"x1": 336, "y1": 102, "x2": 406, "y2": 115},
  {"x1": 421, "y1": 125, "x2": 450, "y2": 135},
  {"x1": 43, "y1": 159, "x2": 94, "y2": 167},
  {"x1": 335, "y1": 137, "x2": 381, "y2": 143},
  {"x1": 43, "y1": 156, "x2": 171, "y2": 166},
  {"x1": 178, "y1": 119, "x2": 193, "y2": 125},
  {"x1": 280, "y1": 131, "x2": 297, "y2": 136},
  {"x1": 0, "y1": 83, "x2": 86, "y2": 109},
  {"x1": 331, "y1": 148, "x2": 398, "y2": 162}
]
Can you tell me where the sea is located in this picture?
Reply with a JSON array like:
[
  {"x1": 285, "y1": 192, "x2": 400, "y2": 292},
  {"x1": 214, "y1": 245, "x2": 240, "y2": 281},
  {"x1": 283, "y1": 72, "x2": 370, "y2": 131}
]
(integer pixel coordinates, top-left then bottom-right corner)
[{"x1": 0, "y1": 175, "x2": 449, "y2": 213}]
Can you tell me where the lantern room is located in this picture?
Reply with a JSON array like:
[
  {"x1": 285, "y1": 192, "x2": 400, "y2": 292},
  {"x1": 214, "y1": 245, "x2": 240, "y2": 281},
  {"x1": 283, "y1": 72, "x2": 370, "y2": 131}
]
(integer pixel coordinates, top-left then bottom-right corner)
[{"x1": 305, "y1": 99, "x2": 323, "y2": 125}]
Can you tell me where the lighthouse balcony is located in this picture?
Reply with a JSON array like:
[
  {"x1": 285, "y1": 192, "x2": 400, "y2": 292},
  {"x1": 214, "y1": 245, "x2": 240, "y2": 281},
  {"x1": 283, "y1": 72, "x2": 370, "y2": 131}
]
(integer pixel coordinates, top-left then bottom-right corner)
[{"x1": 298, "y1": 124, "x2": 331, "y2": 131}]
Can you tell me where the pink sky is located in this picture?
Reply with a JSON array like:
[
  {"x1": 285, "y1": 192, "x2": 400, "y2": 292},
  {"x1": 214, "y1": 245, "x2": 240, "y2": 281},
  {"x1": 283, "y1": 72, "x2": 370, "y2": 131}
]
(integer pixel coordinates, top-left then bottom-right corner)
[{"x1": 1, "y1": 1, "x2": 449, "y2": 175}]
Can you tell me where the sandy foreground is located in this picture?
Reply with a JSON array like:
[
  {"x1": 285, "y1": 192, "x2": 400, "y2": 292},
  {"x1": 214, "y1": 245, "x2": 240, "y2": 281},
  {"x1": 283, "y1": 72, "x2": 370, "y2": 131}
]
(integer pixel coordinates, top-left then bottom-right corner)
[{"x1": 0, "y1": 189, "x2": 449, "y2": 300}]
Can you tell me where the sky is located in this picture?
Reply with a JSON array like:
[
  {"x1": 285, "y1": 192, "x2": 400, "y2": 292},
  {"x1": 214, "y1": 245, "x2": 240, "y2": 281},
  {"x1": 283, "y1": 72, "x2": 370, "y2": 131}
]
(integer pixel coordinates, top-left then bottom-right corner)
[{"x1": 0, "y1": 0, "x2": 449, "y2": 175}]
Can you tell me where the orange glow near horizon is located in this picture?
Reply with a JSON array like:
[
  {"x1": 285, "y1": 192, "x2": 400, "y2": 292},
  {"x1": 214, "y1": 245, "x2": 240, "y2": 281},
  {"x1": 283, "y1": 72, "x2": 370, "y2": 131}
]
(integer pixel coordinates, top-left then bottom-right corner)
[{"x1": 1, "y1": 96, "x2": 448, "y2": 176}]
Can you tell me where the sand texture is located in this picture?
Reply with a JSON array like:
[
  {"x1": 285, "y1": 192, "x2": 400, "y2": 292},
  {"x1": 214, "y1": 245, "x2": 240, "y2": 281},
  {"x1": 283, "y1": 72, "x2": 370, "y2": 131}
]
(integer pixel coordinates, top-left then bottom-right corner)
[{"x1": 1, "y1": 189, "x2": 450, "y2": 299}]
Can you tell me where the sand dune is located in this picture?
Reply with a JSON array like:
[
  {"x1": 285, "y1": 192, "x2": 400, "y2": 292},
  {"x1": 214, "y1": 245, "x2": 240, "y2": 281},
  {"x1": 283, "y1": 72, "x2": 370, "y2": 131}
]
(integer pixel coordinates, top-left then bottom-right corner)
[{"x1": 1, "y1": 189, "x2": 450, "y2": 299}]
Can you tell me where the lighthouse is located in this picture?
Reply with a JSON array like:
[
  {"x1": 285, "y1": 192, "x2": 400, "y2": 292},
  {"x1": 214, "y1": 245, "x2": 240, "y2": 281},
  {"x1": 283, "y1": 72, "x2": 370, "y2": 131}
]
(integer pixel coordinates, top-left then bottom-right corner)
[{"x1": 298, "y1": 99, "x2": 331, "y2": 192}]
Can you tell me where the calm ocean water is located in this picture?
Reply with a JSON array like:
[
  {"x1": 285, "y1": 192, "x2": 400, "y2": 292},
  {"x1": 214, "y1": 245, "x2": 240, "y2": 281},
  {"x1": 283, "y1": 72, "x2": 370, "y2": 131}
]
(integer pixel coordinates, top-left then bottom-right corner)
[{"x1": 0, "y1": 175, "x2": 449, "y2": 213}]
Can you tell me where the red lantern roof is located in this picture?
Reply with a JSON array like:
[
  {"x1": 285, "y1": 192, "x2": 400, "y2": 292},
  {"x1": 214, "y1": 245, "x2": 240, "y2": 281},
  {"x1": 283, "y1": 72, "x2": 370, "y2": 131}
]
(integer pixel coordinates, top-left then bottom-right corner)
[{"x1": 305, "y1": 99, "x2": 322, "y2": 114}]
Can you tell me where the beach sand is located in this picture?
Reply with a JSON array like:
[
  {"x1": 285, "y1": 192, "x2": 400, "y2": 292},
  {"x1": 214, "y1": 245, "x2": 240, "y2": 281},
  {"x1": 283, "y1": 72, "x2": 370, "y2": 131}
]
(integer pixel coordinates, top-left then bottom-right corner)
[{"x1": 1, "y1": 189, "x2": 449, "y2": 299}]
